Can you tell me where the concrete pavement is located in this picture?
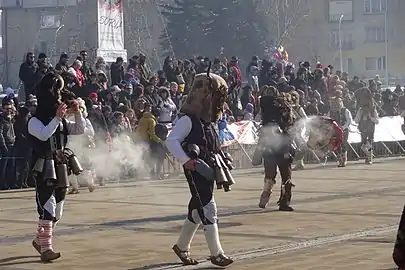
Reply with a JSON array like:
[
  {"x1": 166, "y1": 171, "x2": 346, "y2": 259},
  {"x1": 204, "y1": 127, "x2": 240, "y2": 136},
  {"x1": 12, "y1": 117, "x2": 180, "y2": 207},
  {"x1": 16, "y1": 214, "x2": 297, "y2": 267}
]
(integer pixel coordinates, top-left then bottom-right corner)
[{"x1": 0, "y1": 159, "x2": 403, "y2": 270}]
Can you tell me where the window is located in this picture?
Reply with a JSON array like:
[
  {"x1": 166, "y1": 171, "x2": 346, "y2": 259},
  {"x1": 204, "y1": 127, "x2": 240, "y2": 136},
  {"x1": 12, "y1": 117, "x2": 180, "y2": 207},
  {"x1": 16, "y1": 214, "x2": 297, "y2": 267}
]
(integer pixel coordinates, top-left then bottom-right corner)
[
  {"x1": 39, "y1": 41, "x2": 48, "y2": 55},
  {"x1": 76, "y1": 13, "x2": 85, "y2": 28},
  {"x1": 329, "y1": 0, "x2": 353, "y2": 22},
  {"x1": 40, "y1": 14, "x2": 62, "y2": 29},
  {"x1": 329, "y1": 30, "x2": 354, "y2": 50},
  {"x1": 364, "y1": 0, "x2": 386, "y2": 14},
  {"x1": 365, "y1": 27, "x2": 385, "y2": 42},
  {"x1": 365, "y1": 56, "x2": 386, "y2": 70},
  {"x1": 346, "y1": 58, "x2": 353, "y2": 74}
]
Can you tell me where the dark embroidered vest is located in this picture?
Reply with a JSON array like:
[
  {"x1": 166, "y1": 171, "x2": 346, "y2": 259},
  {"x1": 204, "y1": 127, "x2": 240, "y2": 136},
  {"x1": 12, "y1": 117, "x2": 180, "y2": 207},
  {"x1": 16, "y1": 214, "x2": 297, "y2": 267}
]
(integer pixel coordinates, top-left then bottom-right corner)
[
  {"x1": 28, "y1": 117, "x2": 69, "y2": 160},
  {"x1": 180, "y1": 113, "x2": 220, "y2": 163}
]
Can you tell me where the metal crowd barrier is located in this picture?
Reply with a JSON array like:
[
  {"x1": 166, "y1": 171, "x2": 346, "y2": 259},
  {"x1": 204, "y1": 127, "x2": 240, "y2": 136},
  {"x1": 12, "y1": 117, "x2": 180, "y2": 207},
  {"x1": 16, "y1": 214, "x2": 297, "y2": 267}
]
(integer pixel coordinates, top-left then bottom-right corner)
[
  {"x1": 1, "y1": 141, "x2": 404, "y2": 186},
  {"x1": 161, "y1": 141, "x2": 405, "y2": 175}
]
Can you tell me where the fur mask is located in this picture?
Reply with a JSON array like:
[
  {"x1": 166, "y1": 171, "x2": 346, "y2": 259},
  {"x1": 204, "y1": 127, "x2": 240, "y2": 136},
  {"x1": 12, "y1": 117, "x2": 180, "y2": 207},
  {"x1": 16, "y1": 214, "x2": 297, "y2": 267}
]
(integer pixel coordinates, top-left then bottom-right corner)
[{"x1": 181, "y1": 72, "x2": 228, "y2": 122}]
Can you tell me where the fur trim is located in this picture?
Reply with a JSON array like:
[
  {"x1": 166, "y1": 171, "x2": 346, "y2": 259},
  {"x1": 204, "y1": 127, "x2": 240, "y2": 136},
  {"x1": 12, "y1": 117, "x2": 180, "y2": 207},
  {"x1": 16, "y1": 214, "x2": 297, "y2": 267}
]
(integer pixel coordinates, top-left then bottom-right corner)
[{"x1": 181, "y1": 73, "x2": 228, "y2": 122}]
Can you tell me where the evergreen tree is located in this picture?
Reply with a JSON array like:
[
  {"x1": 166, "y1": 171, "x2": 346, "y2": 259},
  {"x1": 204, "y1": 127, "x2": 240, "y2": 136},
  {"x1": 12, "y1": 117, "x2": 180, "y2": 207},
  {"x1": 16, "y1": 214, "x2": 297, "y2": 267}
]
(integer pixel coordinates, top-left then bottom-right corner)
[
  {"x1": 160, "y1": 0, "x2": 269, "y2": 61},
  {"x1": 204, "y1": 0, "x2": 269, "y2": 61},
  {"x1": 159, "y1": 0, "x2": 212, "y2": 57}
]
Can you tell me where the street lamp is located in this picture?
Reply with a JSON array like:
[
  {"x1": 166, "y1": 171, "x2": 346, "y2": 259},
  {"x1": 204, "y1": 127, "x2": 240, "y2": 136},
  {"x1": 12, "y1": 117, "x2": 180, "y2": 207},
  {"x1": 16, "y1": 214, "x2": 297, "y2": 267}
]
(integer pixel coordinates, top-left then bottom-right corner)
[
  {"x1": 338, "y1": 14, "x2": 344, "y2": 73},
  {"x1": 53, "y1": 24, "x2": 65, "y2": 57}
]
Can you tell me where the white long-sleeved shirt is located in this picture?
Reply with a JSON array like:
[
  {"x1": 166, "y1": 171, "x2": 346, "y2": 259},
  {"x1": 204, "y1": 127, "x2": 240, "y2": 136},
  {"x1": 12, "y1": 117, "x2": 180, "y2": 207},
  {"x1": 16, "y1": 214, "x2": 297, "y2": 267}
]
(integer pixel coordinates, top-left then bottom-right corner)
[
  {"x1": 65, "y1": 116, "x2": 94, "y2": 153},
  {"x1": 354, "y1": 107, "x2": 379, "y2": 125},
  {"x1": 158, "y1": 98, "x2": 177, "y2": 123},
  {"x1": 327, "y1": 108, "x2": 353, "y2": 130},
  {"x1": 165, "y1": 115, "x2": 192, "y2": 165},
  {"x1": 28, "y1": 112, "x2": 86, "y2": 142}
]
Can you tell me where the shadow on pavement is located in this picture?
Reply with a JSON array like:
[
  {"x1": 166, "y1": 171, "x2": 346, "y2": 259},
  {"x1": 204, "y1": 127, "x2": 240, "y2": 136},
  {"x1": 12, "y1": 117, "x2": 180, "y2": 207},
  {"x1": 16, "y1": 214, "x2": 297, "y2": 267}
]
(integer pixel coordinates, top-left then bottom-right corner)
[{"x1": 0, "y1": 255, "x2": 40, "y2": 267}]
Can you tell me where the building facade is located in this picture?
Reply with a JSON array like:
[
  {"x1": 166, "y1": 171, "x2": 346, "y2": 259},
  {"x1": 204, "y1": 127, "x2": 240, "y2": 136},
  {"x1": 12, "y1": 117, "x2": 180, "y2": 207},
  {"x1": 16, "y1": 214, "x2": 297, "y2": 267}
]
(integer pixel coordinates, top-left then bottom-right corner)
[
  {"x1": 287, "y1": 0, "x2": 405, "y2": 83},
  {"x1": 0, "y1": 0, "x2": 165, "y2": 87}
]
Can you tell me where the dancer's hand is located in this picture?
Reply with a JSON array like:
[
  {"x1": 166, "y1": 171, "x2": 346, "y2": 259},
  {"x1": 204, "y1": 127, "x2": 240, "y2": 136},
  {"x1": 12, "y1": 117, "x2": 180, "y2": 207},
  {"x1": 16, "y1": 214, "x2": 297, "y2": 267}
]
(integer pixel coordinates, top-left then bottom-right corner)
[
  {"x1": 71, "y1": 100, "x2": 80, "y2": 113},
  {"x1": 184, "y1": 159, "x2": 196, "y2": 170},
  {"x1": 56, "y1": 103, "x2": 68, "y2": 118}
]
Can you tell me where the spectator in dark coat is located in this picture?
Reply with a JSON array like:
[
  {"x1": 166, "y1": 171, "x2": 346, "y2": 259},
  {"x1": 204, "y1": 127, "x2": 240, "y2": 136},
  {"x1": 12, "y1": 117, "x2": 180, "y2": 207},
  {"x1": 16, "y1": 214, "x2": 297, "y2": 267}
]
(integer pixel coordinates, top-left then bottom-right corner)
[
  {"x1": 18, "y1": 52, "x2": 38, "y2": 99},
  {"x1": 110, "y1": 57, "x2": 125, "y2": 86}
]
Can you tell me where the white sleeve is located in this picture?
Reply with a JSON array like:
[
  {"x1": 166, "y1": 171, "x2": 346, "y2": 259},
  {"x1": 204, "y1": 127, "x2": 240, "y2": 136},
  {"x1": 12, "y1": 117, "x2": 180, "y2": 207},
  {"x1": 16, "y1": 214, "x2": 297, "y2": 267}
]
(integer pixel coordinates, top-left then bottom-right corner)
[
  {"x1": 28, "y1": 117, "x2": 62, "y2": 142},
  {"x1": 342, "y1": 108, "x2": 352, "y2": 130},
  {"x1": 165, "y1": 115, "x2": 192, "y2": 165},
  {"x1": 84, "y1": 119, "x2": 95, "y2": 137},
  {"x1": 65, "y1": 112, "x2": 86, "y2": 135}
]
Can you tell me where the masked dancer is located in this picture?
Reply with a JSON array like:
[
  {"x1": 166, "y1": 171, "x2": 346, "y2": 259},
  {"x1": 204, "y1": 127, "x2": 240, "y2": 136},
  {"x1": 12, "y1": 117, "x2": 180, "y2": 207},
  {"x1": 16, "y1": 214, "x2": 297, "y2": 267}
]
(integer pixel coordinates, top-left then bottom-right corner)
[
  {"x1": 328, "y1": 96, "x2": 352, "y2": 167},
  {"x1": 354, "y1": 87, "x2": 378, "y2": 164},
  {"x1": 28, "y1": 72, "x2": 85, "y2": 262},
  {"x1": 165, "y1": 68, "x2": 234, "y2": 267},
  {"x1": 257, "y1": 86, "x2": 296, "y2": 211}
]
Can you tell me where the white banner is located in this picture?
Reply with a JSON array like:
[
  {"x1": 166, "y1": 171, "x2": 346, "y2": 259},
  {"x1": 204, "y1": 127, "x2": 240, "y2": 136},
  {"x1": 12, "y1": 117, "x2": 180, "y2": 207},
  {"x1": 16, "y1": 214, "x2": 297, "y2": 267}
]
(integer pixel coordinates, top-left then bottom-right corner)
[
  {"x1": 97, "y1": 0, "x2": 127, "y2": 62},
  {"x1": 347, "y1": 116, "x2": 405, "y2": 143},
  {"x1": 167, "y1": 116, "x2": 405, "y2": 146},
  {"x1": 226, "y1": 116, "x2": 405, "y2": 145}
]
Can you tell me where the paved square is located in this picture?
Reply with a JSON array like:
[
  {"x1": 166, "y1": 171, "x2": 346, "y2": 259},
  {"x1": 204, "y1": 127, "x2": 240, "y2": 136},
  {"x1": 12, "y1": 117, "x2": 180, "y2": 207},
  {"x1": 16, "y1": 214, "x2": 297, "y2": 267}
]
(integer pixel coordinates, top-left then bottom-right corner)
[{"x1": 0, "y1": 158, "x2": 403, "y2": 270}]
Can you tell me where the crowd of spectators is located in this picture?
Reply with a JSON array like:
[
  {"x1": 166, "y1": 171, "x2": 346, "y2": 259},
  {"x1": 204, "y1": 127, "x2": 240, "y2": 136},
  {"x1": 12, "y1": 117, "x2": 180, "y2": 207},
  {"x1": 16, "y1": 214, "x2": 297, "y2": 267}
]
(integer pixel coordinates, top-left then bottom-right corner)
[{"x1": 0, "y1": 50, "x2": 401, "y2": 190}]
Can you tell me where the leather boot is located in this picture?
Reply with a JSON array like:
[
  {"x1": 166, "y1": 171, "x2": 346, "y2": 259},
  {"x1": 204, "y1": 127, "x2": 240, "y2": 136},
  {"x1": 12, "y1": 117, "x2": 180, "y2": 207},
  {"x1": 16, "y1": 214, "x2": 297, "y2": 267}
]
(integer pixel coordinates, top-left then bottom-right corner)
[
  {"x1": 365, "y1": 150, "x2": 373, "y2": 165},
  {"x1": 259, "y1": 178, "x2": 275, "y2": 209},
  {"x1": 41, "y1": 249, "x2": 61, "y2": 262},
  {"x1": 278, "y1": 180, "x2": 295, "y2": 211},
  {"x1": 32, "y1": 239, "x2": 41, "y2": 254},
  {"x1": 338, "y1": 151, "x2": 347, "y2": 167}
]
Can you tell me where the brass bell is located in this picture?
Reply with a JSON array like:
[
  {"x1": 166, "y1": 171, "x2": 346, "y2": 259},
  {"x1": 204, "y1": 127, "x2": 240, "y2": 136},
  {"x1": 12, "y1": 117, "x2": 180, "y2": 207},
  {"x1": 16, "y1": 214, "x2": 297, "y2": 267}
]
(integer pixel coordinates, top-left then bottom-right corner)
[
  {"x1": 56, "y1": 164, "x2": 69, "y2": 188},
  {"x1": 214, "y1": 154, "x2": 229, "y2": 188},
  {"x1": 32, "y1": 158, "x2": 45, "y2": 173},
  {"x1": 70, "y1": 155, "x2": 83, "y2": 175},
  {"x1": 43, "y1": 159, "x2": 57, "y2": 180}
]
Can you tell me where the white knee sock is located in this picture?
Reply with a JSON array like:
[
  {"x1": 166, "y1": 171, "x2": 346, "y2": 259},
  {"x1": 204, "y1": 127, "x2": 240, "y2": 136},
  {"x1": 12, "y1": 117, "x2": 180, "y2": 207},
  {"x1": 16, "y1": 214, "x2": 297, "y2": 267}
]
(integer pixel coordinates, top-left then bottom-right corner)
[
  {"x1": 176, "y1": 219, "x2": 200, "y2": 251},
  {"x1": 203, "y1": 224, "x2": 224, "y2": 256}
]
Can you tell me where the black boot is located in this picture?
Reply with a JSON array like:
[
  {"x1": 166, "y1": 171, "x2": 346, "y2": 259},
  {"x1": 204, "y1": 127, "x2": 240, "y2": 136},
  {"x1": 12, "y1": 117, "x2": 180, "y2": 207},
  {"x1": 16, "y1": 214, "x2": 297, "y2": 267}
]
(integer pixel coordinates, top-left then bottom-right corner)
[
  {"x1": 278, "y1": 180, "x2": 295, "y2": 212},
  {"x1": 393, "y1": 206, "x2": 405, "y2": 269}
]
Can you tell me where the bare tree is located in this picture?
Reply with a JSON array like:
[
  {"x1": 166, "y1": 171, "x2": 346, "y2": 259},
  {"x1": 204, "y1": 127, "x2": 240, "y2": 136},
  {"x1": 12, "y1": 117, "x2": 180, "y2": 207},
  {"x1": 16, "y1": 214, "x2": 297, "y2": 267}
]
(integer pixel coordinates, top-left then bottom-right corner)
[{"x1": 260, "y1": 0, "x2": 309, "y2": 46}]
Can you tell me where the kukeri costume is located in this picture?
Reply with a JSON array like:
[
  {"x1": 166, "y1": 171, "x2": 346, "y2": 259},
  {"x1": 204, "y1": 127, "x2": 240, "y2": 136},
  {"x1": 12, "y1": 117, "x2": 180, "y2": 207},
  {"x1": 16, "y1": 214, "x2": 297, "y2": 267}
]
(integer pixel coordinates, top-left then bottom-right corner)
[
  {"x1": 328, "y1": 97, "x2": 352, "y2": 167},
  {"x1": 28, "y1": 73, "x2": 85, "y2": 262},
  {"x1": 354, "y1": 87, "x2": 378, "y2": 164},
  {"x1": 256, "y1": 90, "x2": 296, "y2": 211},
  {"x1": 165, "y1": 69, "x2": 234, "y2": 267}
]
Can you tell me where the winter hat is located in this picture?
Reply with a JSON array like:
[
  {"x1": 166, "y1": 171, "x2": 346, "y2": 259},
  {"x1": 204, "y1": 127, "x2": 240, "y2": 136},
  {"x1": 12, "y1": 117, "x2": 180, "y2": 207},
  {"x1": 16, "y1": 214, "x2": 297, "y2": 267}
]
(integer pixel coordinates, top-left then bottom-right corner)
[{"x1": 245, "y1": 103, "x2": 254, "y2": 113}]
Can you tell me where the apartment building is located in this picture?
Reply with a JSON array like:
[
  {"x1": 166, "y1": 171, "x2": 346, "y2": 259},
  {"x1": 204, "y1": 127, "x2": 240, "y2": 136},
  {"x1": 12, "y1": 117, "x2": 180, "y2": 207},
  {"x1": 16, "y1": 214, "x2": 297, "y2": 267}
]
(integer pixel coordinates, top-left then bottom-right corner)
[
  {"x1": 289, "y1": 0, "x2": 405, "y2": 82},
  {"x1": 0, "y1": 0, "x2": 164, "y2": 87}
]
